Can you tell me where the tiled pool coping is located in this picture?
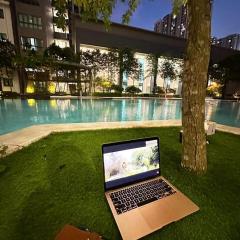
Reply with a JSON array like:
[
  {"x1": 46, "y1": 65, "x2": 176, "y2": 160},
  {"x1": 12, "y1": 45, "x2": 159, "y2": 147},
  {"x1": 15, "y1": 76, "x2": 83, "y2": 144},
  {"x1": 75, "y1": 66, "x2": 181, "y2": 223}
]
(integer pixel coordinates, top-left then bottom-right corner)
[{"x1": 0, "y1": 120, "x2": 239, "y2": 156}]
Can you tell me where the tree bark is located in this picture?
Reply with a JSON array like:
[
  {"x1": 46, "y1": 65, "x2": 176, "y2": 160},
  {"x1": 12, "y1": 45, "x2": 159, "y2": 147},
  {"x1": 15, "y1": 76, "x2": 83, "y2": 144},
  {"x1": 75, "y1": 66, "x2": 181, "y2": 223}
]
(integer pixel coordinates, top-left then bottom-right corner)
[
  {"x1": 119, "y1": 51, "x2": 123, "y2": 87},
  {"x1": 77, "y1": 68, "x2": 82, "y2": 95},
  {"x1": 89, "y1": 70, "x2": 93, "y2": 96},
  {"x1": 181, "y1": 0, "x2": 211, "y2": 173},
  {"x1": 153, "y1": 55, "x2": 158, "y2": 94}
]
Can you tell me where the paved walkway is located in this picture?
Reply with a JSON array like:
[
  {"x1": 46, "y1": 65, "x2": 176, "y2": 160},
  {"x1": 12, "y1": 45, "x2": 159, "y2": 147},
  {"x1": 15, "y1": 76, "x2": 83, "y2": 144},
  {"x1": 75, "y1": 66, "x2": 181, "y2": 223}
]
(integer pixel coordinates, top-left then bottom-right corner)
[{"x1": 0, "y1": 120, "x2": 239, "y2": 156}]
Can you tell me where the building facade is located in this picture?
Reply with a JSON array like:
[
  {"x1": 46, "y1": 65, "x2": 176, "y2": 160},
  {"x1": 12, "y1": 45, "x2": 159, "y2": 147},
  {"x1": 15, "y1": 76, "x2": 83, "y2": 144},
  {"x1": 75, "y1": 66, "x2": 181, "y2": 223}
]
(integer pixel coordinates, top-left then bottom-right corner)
[
  {"x1": 154, "y1": 2, "x2": 214, "y2": 39},
  {"x1": 1, "y1": 1, "x2": 184, "y2": 95},
  {"x1": 212, "y1": 34, "x2": 240, "y2": 51},
  {"x1": 0, "y1": 0, "x2": 20, "y2": 93},
  {"x1": 154, "y1": 5, "x2": 187, "y2": 39},
  {"x1": 0, "y1": 0, "x2": 14, "y2": 42},
  {"x1": 80, "y1": 44, "x2": 183, "y2": 95},
  {"x1": 0, "y1": 1, "x2": 238, "y2": 97}
]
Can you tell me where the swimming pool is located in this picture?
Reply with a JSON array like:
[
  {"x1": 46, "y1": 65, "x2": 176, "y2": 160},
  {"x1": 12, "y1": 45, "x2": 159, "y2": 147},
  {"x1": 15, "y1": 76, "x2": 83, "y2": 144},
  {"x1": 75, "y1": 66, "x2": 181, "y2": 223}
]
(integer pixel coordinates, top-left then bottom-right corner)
[{"x1": 0, "y1": 98, "x2": 239, "y2": 135}]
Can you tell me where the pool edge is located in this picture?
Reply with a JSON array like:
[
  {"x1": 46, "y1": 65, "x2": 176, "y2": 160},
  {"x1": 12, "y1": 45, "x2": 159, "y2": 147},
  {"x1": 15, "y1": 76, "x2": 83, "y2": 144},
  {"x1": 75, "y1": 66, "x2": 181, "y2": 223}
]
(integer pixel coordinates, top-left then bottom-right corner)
[{"x1": 0, "y1": 120, "x2": 240, "y2": 157}]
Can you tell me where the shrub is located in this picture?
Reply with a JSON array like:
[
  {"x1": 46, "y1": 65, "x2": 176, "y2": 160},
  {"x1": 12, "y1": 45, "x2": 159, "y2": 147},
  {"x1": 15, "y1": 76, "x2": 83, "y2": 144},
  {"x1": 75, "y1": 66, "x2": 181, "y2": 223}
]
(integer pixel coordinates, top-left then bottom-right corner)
[
  {"x1": 111, "y1": 84, "x2": 123, "y2": 93},
  {"x1": 167, "y1": 88, "x2": 176, "y2": 94},
  {"x1": 25, "y1": 93, "x2": 51, "y2": 99},
  {"x1": 95, "y1": 77, "x2": 112, "y2": 92},
  {"x1": 207, "y1": 82, "x2": 223, "y2": 98},
  {"x1": 156, "y1": 86, "x2": 165, "y2": 94},
  {"x1": 2, "y1": 92, "x2": 20, "y2": 98},
  {"x1": 125, "y1": 85, "x2": 142, "y2": 94},
  {"x1": 92, "y1": 92, "x2": 122, "y2": 97},
  {"x1": 139, "y1": 93, "x2": 157, "y2": 97}
]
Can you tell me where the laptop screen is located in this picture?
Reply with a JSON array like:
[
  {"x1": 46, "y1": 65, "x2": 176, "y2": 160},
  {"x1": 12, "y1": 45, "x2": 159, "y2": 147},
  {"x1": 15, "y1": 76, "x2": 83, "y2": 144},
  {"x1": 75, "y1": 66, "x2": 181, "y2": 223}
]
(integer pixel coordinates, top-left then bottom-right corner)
[{"x1": 102, "y1": 137, "x2": 160, "y2": 191}]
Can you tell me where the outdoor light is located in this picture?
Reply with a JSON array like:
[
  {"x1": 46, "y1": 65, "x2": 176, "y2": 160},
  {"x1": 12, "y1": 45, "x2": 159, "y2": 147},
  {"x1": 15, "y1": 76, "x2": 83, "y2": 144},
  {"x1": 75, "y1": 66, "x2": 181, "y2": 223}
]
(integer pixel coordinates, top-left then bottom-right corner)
[
  {"x1": 26, "y1": 86, "x2": 35, "y2": 93},
  {"x1": 26, "y1": 84, "x2": 35, "y2": 94},
  {"x1": 48, "y1": 82, "x2": 56, "y2": 94}
]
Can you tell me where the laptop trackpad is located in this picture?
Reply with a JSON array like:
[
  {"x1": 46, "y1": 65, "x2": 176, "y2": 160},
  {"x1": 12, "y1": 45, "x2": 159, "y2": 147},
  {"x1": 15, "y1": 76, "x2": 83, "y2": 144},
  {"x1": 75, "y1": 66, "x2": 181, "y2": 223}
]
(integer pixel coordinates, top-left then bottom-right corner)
[{"x1": 139, "y1": 198, "x2": 177, "y2": 229}]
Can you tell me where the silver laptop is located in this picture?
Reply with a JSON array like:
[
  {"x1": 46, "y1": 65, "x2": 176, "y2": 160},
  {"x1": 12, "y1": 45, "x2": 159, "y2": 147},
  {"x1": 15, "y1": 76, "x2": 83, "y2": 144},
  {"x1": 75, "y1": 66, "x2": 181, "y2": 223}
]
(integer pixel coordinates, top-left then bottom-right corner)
[{"x1": 102, "y1": 137, "x2": 199, "y2": 240}]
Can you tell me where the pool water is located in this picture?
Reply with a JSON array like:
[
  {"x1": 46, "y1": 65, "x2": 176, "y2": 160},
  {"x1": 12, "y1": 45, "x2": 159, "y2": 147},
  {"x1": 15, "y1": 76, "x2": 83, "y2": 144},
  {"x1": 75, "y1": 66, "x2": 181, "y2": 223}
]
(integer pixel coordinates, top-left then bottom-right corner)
[{"x1": 0, "y1": 99, "x2": 239, "y2": 135}]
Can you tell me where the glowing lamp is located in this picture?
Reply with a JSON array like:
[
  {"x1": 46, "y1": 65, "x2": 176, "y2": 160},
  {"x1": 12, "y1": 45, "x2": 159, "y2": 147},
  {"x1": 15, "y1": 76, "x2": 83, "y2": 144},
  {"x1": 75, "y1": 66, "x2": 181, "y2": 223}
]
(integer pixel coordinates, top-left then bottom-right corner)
[
  {"x1": 48, "y1": 83, "x2": 56, "y2": 94},
  {"x1": 26, "y1": 85, "x2": 35, "y2": 94}
]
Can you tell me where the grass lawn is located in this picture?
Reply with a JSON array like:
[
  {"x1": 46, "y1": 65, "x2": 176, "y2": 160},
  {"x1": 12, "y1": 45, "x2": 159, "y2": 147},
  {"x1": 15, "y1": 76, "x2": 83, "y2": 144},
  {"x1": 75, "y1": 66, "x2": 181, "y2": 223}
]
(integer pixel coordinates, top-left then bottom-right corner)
[{"x1": 0, "y1": 127, "x2": 240, "y2": 240}]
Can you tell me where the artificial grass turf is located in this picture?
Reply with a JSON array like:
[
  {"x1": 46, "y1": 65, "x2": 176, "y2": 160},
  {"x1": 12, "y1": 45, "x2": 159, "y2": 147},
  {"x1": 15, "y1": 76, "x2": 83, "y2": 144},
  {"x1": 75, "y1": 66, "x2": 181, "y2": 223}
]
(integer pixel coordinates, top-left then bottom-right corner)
[{"x1": 0, "y1": 127, "x2": 240, "y2": 240}]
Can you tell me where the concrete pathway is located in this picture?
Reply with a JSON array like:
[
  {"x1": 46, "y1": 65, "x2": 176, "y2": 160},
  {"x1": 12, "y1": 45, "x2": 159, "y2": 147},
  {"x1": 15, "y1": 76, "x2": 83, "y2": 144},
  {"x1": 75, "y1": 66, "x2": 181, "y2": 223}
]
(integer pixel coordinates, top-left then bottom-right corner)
[{"x1": 0, "y1": 120, "x2": 239, "y2": 156}]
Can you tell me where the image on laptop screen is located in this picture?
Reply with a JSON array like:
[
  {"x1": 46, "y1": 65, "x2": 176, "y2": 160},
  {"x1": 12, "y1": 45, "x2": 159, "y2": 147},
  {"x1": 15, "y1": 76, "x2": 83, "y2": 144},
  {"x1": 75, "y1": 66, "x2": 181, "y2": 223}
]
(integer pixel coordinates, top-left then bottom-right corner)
[{"x1": 103, "y1": 138, "x2": 160, "y2": 190}]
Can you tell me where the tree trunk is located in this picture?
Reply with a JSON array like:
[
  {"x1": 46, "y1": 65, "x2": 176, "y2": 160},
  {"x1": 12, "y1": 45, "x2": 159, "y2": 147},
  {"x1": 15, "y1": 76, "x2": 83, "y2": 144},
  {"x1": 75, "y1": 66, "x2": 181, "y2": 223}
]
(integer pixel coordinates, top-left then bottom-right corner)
[
  {"x1": 0, "y1": 77, "x2": 2, "y2": 92},
  {"x1": 89, "y1": 70, "x2": 93, "y2": 96},
  {"x1": 77, "y1": 68, "x2": 82, "y2": 95},
  {"x1": 119, "y1": 51, "x2": 123, "y2": 87},
  {"x1": 181, "y1": 0, "x2": 211, "y2": 173},
  {"x1": 18, "y1": 66, "x2": 26, "y2": 94},
  {"x1": 153, "y1": 55, "x2": 158, "y2": 94}
]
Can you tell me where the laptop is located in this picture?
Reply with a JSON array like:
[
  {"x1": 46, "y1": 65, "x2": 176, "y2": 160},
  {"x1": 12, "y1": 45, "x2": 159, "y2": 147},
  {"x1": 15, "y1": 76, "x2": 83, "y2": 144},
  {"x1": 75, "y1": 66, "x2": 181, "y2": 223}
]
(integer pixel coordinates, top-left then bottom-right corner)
[{"x1": 102, "y1": 137, "x2": 199, "y2": 240}]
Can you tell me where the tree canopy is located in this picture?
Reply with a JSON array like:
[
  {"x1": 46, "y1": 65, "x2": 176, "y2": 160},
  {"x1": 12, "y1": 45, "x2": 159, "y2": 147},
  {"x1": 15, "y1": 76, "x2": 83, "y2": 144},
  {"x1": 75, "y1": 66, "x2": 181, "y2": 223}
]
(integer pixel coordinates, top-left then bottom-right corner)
[
  {"x1": 53, "y1": 0, "x2": 187, "y2": 31},
  {"x1": 0, "y1": 39, "x2": 16, "y2": 70},
  {"x1": 52, "y1": 0, "x2": 142, "y2": 30}
]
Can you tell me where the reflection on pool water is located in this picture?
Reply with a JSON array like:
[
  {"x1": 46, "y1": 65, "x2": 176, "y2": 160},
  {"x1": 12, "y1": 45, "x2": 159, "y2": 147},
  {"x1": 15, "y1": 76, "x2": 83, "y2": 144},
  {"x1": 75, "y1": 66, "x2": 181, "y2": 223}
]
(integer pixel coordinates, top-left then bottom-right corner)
[{"x1": 0, "y1": 98, "x2": 239, "y2": 135}]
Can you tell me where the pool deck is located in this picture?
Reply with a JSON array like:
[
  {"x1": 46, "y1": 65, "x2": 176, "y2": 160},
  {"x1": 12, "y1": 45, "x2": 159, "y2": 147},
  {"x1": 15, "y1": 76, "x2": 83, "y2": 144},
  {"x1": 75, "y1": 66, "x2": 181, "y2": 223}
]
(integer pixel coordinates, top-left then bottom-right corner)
[{"x1": 0, "y1": 120, "x2": 240, "y2": 156}]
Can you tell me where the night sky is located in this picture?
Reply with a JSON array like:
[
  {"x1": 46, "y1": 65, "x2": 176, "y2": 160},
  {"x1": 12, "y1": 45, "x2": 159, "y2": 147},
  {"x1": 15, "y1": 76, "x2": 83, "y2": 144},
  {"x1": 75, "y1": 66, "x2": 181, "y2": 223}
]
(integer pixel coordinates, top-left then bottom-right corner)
[{"x1": 111, "y1": 0, "x2": 240, "y2": 38}]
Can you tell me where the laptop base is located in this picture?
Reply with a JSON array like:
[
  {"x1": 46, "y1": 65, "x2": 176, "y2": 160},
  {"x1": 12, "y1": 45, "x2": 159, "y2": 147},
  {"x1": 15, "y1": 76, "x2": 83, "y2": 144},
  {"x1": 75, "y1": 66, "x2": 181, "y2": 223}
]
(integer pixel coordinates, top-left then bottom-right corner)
[{"x1": 106, "y1": 176, "x2": 199, "y2": 240}]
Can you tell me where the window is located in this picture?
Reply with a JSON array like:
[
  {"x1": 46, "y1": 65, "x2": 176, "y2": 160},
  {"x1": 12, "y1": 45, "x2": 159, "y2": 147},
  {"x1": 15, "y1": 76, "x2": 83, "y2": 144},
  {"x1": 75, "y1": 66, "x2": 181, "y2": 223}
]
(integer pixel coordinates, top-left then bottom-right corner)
[
  {"x1": 18, "y1": 14, "x2": 42, "y2": 29},
  {"x1": 53, "y1": 24, "x2": 69, "y2": 34},
  {"x1": 0, "y1": 9, "x2": 4, "y2": 19},
  {"x1": 0, "y1": 33, "x2": 7, "y2": 40},
  {"x1": 54, "y1": 39, "x2": 69, "y2": 48},
  {"x1": 3, "y1": 78, "x2": 13, "y2": 87},
  {"x1": 20, "y1": 36, "x2": 43, "y2": 50}
]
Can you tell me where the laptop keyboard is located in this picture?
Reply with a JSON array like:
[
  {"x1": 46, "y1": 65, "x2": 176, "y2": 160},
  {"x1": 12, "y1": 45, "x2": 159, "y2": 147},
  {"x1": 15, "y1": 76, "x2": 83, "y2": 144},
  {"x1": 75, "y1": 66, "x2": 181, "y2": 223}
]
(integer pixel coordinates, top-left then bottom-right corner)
[{"x1": 110, "y1": 179, "x2": 176, "y2": 215}]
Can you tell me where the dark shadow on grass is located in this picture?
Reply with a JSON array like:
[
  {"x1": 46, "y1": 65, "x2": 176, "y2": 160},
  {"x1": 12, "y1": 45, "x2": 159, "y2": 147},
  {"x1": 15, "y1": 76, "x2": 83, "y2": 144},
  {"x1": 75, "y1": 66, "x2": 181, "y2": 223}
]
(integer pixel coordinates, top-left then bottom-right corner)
[{"x1": 15, "y1": 143, "x2": 121, "y2": 240}]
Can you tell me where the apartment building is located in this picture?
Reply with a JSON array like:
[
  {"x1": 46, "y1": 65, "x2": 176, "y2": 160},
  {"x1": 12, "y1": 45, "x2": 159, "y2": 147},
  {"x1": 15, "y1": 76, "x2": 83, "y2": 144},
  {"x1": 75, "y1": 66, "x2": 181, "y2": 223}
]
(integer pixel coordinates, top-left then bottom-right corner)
[
  {"x1": 0, "y1": 0, "x2": 20, "y2": 93},
  {"x1": 2, "y1": 0, "x2": 183, "y2": 95},
  {"x1": 154, "y1": 2, "x2": 213, "y2": 39},
  {"x1": 154, "y1": 5, "x2": 187, "y2": 39},
  {"x1": 0, "y1": 1, "x2": 237, "y2": 96},
  {"x1": 0, "y1": 0, "x2": 14, "y2": 42},
  {"x1": 11, "y1": 0, "x2": 54, "y2": 50},
  {"x1": 212, "y1": 34, "x2": 240, "y2": 51}
]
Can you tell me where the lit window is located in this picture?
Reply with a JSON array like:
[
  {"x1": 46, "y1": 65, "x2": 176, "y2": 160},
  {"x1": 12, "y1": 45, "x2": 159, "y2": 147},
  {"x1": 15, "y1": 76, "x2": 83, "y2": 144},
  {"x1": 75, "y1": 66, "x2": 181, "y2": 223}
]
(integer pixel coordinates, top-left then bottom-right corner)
[
  {"x1": 54, "y1": 39, "x2": 69, "y2": 48},
  {"x1": 53, "y1": 24, "x2": 69, "y2": 34},
  {"x1": 18, "y1": 14, "x2": 42, "y2": 30},
  {"x1": 20, "y1": 36, "x2": 43, "y2": 50}
]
